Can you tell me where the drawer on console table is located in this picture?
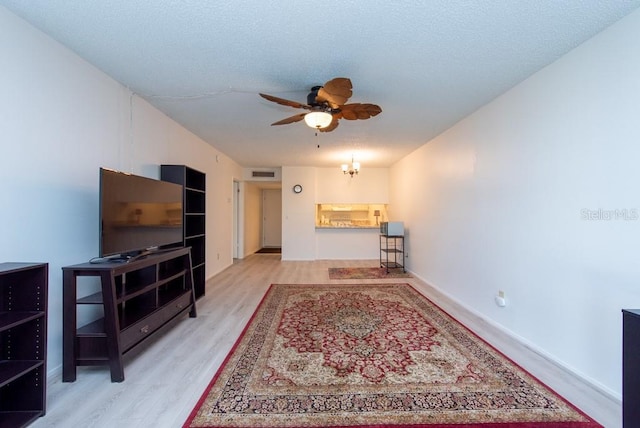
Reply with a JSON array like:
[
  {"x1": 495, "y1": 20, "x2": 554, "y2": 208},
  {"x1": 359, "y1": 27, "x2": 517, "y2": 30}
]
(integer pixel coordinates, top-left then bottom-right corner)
[
  {"x1": 120, "y1": 310, "x2": 166, "y2": 352},
  {"x1": 162, "y1": 292, "x2": 193, "y2": 322}
]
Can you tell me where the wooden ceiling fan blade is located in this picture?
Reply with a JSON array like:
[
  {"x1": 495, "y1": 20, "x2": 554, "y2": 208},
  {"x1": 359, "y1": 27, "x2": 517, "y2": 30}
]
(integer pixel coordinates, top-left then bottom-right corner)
[
  {"x1": 340, "y1": 103, "x2": 382, "y2": 120},
  {"x1": 259, "y1": 93, "x2": 310, "y2": 110},
  {"x1": 271, "y1": 113, "x2": 307, "y2": 126},
  {"x1": 319, "y1": 116, "x2": 340, "y2": 132},
  {"x1": 316, "y1": 78, "x2": 353, "y2": 108}
]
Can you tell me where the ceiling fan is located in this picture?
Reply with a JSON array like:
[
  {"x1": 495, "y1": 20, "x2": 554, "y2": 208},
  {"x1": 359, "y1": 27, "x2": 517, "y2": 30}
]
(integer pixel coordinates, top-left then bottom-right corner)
[{"x1": 259, "y1": 77, "x2": 382, "y2": 132}]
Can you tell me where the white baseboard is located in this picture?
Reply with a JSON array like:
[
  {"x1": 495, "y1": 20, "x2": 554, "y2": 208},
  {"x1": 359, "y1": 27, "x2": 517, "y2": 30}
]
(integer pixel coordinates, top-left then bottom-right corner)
[{"x1": 46, "y1": 363, "x2": 62, "y2": 383}]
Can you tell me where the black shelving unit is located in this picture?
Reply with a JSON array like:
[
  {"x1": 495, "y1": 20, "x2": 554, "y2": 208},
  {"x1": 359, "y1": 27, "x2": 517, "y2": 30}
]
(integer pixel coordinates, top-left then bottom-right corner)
[
  {"x1": 623, "y1": 309, "x2": 640, "y2": 426},
  {"x1": 0, "y1": 262, "x2": 48, "y2": 427},
  {"x1": 379, "y1": 235, "x2": 405, "y2": 273},
  {"x1": 161, "y1": 165, "x2": 206, "y2": 299}
]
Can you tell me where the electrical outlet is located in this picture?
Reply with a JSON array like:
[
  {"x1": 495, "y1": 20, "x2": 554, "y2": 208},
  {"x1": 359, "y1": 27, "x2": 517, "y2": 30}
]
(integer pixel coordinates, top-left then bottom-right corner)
[{"x1": 495, "y1": 291, "x2": 507, "y2": 307}]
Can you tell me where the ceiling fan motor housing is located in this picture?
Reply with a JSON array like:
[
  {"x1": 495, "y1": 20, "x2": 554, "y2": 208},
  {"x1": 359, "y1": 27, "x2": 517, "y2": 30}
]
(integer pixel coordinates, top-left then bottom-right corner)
[{"x1": 307, "y1": 86, "x2": 323, "y2": 106}]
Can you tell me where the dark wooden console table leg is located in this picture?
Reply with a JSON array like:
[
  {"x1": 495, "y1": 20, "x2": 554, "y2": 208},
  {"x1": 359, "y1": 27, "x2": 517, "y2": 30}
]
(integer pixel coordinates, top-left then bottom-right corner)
[
  {"x1": 102, "y1": 272, "x2": 124, "y2": 382},
  {"x1": 62, "y1": 270, "x2": 125, "y2": 382},
  {"x1": 186, "y1": 255, "x2": 197, "y2": 318},
  {"x1": 62, "y1": 270, "x2": 77, "y2": 382}
]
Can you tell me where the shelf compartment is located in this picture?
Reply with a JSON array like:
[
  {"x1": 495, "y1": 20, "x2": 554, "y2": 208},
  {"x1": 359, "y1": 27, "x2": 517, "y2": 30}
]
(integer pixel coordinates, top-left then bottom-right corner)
[
  {"x1": 185, "y1": 213, "x2": 205, "y2": 238},
  {"x1": 186, "y1": 168, "x2": 206, "y2": 191},
  {"x1": 75, "y1": 319, "x2": 109, "y2": 362},
  {"x1": 381, "y1": 262, "x2": 404, "y2": 269},
  {"x1": 115, "y1": 265, "x2": 157, "y2": 299},
  {"x1": 118, "y1": 293, "x2": 157, "y2": 329},
  {"x1": 115, "y1": 267, "x2": 184, "y2": 304},
  {"x1": 157, "y1": 270, "x2": 186, "y2": 288},
  {"x1": 116, "y1": 282, "x2": 157, "y2": 305},
  {"x1": 380, "y1": 235, "x2": 405, "y2": 273},
  {"x1": 0, "y1": 267, "x2": 47, "y2": 313},
  {"x1": 0, "y1": 360, "x2": 44, "y2": 388},
  {"x1": 76, "y1": 318, "x2": 106, "y2": 337},
  {"x1": 158, "y1": 257, "x2": 188, "y2": 279},
  {"x1": 185, "y1": 190, "x2": 205, "y2": 214},
  {"x1": 156, "y1": 276, "x2": 189, "y2": 304},
  {"x1": 0, "y1": 411, "x2": 43, "y2": 428},
  {"x1": 1, "y1": 318, "x2": 46, "y2": 361},
  {"x1": 76, "y1": 292, "x2": 103, "y2": 305},
  {"x1": 0, "y1": 311, "x2": 44, "y2": 332},
  {"x1": 0, "y1": 362, "x2": 45, "y2": 417}
]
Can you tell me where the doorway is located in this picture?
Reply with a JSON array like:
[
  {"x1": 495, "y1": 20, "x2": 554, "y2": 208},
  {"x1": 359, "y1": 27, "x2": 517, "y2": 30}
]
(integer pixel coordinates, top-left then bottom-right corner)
[{"x1": 262, "y1": 188, "x2": 282, "y2": 249}]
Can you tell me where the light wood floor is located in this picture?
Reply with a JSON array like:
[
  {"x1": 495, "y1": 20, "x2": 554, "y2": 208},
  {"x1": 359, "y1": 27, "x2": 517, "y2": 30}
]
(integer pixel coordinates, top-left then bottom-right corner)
[{"x1": 34, "y1": 255, "x2": 618, "y2": 427}]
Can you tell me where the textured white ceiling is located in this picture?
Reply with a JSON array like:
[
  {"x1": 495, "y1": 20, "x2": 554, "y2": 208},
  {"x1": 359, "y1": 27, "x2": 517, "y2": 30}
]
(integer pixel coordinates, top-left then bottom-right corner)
[{"x1": 2, "y1": 1, "x2": 639, "y2": 168}]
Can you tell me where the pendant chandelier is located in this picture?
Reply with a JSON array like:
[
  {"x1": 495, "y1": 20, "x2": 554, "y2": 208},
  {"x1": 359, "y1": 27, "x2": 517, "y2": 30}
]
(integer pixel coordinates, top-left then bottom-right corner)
[{"x1": 341, "y1": 156, "x2": 360, "y2": 177}]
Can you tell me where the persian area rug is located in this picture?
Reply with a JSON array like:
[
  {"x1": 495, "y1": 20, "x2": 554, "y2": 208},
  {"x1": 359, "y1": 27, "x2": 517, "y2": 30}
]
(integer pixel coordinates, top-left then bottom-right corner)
[
  {"x1": 328, "y1": 267, "x2": 411, "y2": 279},
  {"x1": 184, "y1": 283, "x2": 601, "y2": 428}
]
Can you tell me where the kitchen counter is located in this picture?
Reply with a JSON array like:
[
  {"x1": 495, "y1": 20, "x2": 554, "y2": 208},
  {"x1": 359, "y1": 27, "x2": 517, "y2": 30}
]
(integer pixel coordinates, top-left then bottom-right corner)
[
  {"x1": 315, "y1": 225, "x2": 379, "y2": 229},
  {"x1": 315, "y1": 224, "x2": 381, "y2": 259}
]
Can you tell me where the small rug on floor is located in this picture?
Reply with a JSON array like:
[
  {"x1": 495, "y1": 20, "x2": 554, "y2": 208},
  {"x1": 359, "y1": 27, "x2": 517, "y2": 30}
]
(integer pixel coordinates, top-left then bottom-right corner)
[
  {"x1": 184, "y1": 283, "x2": 600, "y2": 428},
  {"x1": 256, "y1": 247, "x2": 281, "y2": 254},
  {"x1": 329, "y1": 266, "x2": 411, "y2": 279}
]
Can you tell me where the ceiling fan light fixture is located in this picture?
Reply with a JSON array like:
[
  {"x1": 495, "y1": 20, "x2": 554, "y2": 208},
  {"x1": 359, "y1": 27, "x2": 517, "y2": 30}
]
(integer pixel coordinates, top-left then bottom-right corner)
[
  {"x1": 304, "y1": 111, "x2": 333, "y2": 129},
  {"x1": 260, "y1": 78, "x2": 381, "y2": 133}
]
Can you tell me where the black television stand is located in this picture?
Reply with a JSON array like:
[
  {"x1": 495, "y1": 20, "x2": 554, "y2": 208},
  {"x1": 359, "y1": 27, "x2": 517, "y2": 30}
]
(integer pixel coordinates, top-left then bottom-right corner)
[
  {"x1": 90, "y1": 246, "x2": 182, "y2": 264},
  {"x1": 62, "y1": 247, "x2": 196, "y2": 382}
]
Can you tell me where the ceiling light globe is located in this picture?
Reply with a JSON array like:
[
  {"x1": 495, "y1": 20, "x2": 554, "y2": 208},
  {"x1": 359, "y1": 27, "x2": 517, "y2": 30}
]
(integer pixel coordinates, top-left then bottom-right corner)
[{"x1": 304, "y1": 111, "x2": 333, "y2": 129}]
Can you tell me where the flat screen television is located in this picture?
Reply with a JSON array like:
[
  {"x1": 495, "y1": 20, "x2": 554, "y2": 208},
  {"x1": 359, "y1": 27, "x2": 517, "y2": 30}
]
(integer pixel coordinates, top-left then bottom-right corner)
[{"x1": 99, "y1": 168, "x2": 183, "y2": 259}]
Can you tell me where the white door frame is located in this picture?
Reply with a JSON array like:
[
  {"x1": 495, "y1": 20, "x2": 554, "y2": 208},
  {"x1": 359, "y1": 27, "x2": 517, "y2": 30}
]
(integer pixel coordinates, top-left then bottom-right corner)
[{"x1": 232, "y1": 180, "x2": 243, "y2": 258}]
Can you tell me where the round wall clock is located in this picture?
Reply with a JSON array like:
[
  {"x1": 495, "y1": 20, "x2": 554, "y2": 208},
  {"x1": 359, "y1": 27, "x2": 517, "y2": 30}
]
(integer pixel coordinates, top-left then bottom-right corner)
[{"x1": 293, "y1": 184, "x2": 303, "y2": 194}]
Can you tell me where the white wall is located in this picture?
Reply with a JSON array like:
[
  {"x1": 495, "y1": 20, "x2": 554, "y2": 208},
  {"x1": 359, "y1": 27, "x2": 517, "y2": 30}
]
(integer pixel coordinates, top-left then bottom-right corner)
[
  {"x1": 391, "y1": 9, "x2": 640, "y2": 398},
  {"x1": 315, "y1": 167, "x2": 389, "y2": 259},
  {"x1": 316, "y1": 167, "x2": 389, "y2": 203},
  {"x1": 0, "y1": 7, "x2": 242, "y2": 376},
  {"x1": 282, "y1": 167, "x2": 317, "y2": 260},
  {"x1": 281, "y1": 166, "x2": 390, "y2": 260}
]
